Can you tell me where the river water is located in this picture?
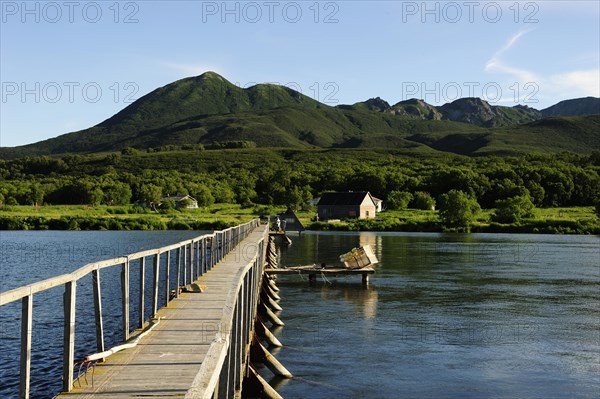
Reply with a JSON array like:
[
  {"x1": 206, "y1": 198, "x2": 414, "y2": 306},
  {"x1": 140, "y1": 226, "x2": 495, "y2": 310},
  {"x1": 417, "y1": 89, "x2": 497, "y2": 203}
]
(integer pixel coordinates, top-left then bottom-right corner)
[
  {"x1": 272, "y1": 232, "x2": 600, "y2": 399},
  {"x1": 0, "y1": 231, "x2": 598, "y2": 398}
]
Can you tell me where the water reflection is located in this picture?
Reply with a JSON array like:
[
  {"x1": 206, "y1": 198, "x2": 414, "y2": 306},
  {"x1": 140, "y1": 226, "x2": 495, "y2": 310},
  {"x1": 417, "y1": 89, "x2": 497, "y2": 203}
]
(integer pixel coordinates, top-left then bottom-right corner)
[{"x1": 317, "y1": 285, "x2": 378, "y2": 320}]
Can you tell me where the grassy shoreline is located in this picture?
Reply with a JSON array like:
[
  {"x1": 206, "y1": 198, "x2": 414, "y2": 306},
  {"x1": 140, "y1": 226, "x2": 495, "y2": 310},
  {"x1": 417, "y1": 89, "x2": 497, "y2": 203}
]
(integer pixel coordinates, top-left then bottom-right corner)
[{"x1": 0, "y1": 205, "x2": 598, "y2": 234}]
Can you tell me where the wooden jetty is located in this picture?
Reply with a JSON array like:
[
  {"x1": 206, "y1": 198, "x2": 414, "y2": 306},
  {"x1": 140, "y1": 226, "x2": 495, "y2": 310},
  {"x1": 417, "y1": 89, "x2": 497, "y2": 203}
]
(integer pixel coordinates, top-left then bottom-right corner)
[
  {"x1": 266, "y1": 245, "x2": 378, "y2": 285},
  {"x1": 265, "y1": 265, "x2": 375, "y2": 285},
  {"x1": 0, "y1": 220, "x2": 290, "y2": 399}
]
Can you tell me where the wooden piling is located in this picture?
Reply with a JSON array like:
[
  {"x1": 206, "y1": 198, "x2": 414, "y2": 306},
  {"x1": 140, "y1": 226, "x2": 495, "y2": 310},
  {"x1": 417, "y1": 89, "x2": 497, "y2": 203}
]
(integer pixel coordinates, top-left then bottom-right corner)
[
  {"x1": 259, "y1": 301, "x2": 285, "y2": 327},
  {"x1": 245, "y1": 365, "x2": 284, "y2": 399},
  {"x1": 250, "y1": 339, "x2": 292, "y2": 378},
  {"x1": 261, "y1": 291, "x2": 283, "y2": 312},
  {"x1": 255, "y1": 318, "x2": 282, "y2": 347}
]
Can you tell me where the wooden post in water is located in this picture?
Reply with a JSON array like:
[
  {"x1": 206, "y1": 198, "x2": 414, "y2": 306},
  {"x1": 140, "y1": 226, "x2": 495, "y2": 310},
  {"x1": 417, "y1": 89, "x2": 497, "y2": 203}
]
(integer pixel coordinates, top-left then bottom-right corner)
[
  {"x1": 62, "y1": 281, "x2": 76, "y2": 392},
  {"x1": 362, "y1": 273, "x2": 369, "y2": 286},
  {"x1": 19, "y1": 295, "x2": 33, "y2": 399},
  {"x1": 92, "y1": 269, "x2": 105, "y2": 357},
  {"x1": 152, "y1": 253, "x2": 160, "y2": 317},
  {"x1": 139, "y1": 257, "x2": 145, "y2": 329},
  {"x1": 165, "y1": 250, "x2": 171, "y2": 307},
  {"x1": 121, "y1": 261, "x2": 130, "y2": 341}
]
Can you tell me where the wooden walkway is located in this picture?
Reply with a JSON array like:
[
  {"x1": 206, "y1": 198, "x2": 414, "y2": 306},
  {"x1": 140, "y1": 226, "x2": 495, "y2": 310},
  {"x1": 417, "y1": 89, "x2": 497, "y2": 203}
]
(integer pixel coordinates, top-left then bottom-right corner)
[{"x1": 57, "y1": 225, "x2": 267, "y2": 398}]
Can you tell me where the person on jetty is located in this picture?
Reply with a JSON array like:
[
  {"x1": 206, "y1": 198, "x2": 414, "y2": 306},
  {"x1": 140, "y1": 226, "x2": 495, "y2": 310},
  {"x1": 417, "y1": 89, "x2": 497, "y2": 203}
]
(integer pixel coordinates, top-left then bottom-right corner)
[{"x1": 275, "y1": 216, "x2": 281, "y2": 231}]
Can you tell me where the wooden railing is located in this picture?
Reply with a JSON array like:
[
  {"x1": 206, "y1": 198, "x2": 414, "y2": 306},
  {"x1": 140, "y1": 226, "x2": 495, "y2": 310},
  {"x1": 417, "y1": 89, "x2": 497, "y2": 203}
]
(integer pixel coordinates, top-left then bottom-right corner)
[
  {"x1": 185, "y1": 228, "x2": 268, "y2": 398},
  {"x1": 0, "y1": 219, "x2": 261, "y2": 399}
]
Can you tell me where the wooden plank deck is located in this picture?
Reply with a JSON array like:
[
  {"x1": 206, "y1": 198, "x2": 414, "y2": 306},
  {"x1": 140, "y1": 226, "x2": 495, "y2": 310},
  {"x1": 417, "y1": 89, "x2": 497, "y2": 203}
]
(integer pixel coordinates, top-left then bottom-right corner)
[
  {"x1": 57, "y1": 226, "x2": 267, "y2": 399},
  {"x1": 265, "y1": 266, "x2": 375, "y2": 276}
]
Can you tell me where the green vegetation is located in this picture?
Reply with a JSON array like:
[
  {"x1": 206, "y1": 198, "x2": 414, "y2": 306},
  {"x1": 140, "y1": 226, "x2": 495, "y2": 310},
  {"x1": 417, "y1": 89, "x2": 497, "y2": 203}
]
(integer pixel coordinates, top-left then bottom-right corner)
[
  {"x1": 438, "y1": 190, "x2": 481, "y2": 231},
  {"x1": 0, "y1": 72, "x2": 597, "y2": 233},
  {"x1": 0, "y1": 148, "x2": 598, "y2": 233},
  {"x1": 298, "y1": 207, "x2": 599, "y2": 234},
  {"x1": 0, "y1": 204, "x2": 260, "y2": 230},
  {"x1": 386, "y1": 191, "x2": 413, "y2": 210},
  {"x1": 492, "y1": 194, "x2": 535, "y2": 224},
  {"x1": 1, "y1": 72, "x2": 598, "y2": 159},
  {"x1": 1, "y1": 204, "x2": 597, "y2": 234}
]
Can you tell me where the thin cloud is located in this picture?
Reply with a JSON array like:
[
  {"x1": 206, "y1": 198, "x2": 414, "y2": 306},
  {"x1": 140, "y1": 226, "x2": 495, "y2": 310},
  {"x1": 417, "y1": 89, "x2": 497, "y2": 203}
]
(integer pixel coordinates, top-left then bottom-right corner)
[
  {"x1": 485, "y1": 31, "x2": 599, "y2": 104},
  {"x1": 161, "y1": 62, "x2": 220, "y2": 77},
  {"x1": 548, "y1": 69, "x2": 600, "y2": 98},
  {"x1": 485, "y1": 30, "x2": 538, "y2": 82}
]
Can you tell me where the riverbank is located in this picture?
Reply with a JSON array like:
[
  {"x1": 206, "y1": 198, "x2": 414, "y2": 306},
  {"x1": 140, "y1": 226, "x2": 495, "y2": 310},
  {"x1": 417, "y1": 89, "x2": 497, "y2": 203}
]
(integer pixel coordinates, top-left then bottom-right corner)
[{"x1": 0, "y1": 205, "x2": 598, "y2": 234}]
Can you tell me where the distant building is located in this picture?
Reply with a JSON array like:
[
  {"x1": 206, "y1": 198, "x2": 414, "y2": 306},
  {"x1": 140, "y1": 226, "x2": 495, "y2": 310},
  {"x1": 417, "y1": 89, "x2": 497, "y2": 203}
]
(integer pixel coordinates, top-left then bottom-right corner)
[
  {"x1": 277, "y1": 209, "x2": 305, "y2": 232},
  {"x1": 317, "y1": 192, "x2": 377, "y2": 220},
  {"x1": 161, "y1": 195, "x2": 198, "y2": 209},
  {"x1": 372, "y1": 196, "x2": 383, "y2": 212}
]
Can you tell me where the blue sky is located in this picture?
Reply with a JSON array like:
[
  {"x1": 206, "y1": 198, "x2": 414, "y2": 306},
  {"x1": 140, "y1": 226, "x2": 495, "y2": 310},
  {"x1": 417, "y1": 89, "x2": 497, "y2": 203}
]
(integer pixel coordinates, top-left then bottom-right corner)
[{"x1": 1, "y1": 0, "x2": 598, "y2": 147}]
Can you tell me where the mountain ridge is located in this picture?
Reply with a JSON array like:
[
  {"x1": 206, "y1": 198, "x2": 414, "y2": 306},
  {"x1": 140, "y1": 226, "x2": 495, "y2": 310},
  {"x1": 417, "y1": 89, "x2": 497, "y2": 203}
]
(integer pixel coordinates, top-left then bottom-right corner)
[{"x1": 1, "y1": 72, "x2": 598, "y2": 159}]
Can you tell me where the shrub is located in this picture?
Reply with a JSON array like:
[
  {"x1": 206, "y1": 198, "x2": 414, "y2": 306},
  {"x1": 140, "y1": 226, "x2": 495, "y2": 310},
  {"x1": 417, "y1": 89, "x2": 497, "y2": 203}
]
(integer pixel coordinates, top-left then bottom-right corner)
[
  {"x1": 386, "y1": 191, "x2": 412, "y2": 210},
  {"x1": 438, "y1": 190, "x2": 481, "y2": 229},
  {"x1": 412, "y1": 192, "x2": 436, "y2": 210},
  {"x1": 492, "y1": 195, "x2": 535, "y2": 224}
]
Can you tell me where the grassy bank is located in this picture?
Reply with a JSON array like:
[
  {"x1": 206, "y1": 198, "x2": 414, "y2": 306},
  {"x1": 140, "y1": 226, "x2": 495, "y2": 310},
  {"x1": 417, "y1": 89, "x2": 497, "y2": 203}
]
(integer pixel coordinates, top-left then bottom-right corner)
[
  {"x1": 0, "y1": 205, "x2": 598, "y2": 234},
  {"x1": 0, "y1": 204, "x2": 259, "y2": 230},
  {"x1": 296, "y1": 207, "x2": 600, "y2": 235}
]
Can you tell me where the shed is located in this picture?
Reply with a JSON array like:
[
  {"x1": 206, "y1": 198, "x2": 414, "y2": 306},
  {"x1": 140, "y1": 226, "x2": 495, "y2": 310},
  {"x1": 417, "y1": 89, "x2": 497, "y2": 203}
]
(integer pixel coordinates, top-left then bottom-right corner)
[
  {"x1": 161, "y1": 195, "x2": 199, "y2": 209},
  {"x1": 372, "y1": 197, "x2": 383, "y2": 212},
  {"x1": 317, "y1": 192, "x2": 377, "y2": 220},
  {"x1": 271, "y1": 209, "x2": 305, "y2": 232}
]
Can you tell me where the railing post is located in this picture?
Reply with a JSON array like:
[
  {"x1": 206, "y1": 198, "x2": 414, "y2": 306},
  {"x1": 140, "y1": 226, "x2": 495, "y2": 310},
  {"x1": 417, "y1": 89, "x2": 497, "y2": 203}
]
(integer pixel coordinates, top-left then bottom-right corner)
[
  {"x1": 121, "y1": 261, "x2": 130, "y2": 341},
  {"x1": 19, "y1": 295, "x2": 32, "y2": 399},
  {"x1": 183, "y1": 245, "x2": 188, "y2": 286},
  {"x1": 165, "y1": 250, "x2": 171, "y2": 307},
  {"x1": 92, "y1": 269, "x2": 105, "y2": 358},
  {"x1": 211, "y1": 236, "x2": 217, "y2": 268},
  {"x1": 190, "y1": 242, "x2": 195, "y2": 281},
  {"x1": 176, "y1": 247, "x2": 181, "y2": 298},
  {"x1": 152, "y1": 253, "x2": 160, "y2": 317},
  {"x1": 196, "y1": 240, "x2": 201, "y2": 277},
  {"x1": 139, "y1": 257, "x2": 145, "y2": 329},
  {"x1": 62, "y1": 280, "x2": 76, "y2": 392},
  {"x1": 200, "y1": 239, "x2": 206, "y2": 276},
  {"x1": 234, "y1": 286, "x2": 244, "y2": 391}
]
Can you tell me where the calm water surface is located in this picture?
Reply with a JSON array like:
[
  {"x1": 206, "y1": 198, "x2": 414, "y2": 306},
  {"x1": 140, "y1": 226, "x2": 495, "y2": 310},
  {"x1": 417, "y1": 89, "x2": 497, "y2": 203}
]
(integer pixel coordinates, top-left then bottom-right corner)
[
  {"x1": 0, "y1": 231, "x2": 598, "y2": 399},
  {"x1": 272, "y1": 232, "x2": 599, "y2": 399},
  {"x1": 0, "y1": 230, "x2": 206, "y2": 399}
]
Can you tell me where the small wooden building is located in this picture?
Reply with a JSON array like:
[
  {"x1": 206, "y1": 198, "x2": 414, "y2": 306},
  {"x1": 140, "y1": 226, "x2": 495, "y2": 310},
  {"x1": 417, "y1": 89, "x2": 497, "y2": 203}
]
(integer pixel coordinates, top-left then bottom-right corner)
[
  {"x1": 161, "y1": 195, "x2": 199, "y2": 209},
  {"x1": 317, "y1": 192, "x2": 377, "y2": 220},
  {"x1": 271, "y1": 209, "x2": 305, "y2": 232},
  {"x1": 372, "y1": 197, "x2": 383, "y2": 212}
]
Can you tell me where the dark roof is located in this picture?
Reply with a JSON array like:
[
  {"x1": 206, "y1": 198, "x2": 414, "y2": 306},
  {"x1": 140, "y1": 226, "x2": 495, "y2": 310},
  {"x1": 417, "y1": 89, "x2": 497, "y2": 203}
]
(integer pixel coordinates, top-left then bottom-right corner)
[{"x1": 317, "y1": 192, "x2": 372, "y2": 206}]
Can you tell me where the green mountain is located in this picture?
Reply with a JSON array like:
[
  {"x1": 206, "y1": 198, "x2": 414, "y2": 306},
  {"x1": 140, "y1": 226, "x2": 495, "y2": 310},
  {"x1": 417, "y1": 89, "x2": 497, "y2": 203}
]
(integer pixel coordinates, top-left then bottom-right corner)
[
  {"x1": 438, "y1": 97, "x2": 542, "y2": 127},
  {"x1": 541, "y1": 97, "x2": 600, "y2": 117},
  {"x1": 1, "y1": 72, "x2": 598, "y2": 159}
]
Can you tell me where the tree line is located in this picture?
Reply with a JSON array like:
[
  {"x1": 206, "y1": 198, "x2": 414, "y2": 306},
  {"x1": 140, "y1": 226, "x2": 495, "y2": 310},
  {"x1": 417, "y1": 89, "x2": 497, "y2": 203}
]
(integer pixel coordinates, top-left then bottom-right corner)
[{"x1": 0, "y1": 150, "x2": 599, "y2": 220}]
